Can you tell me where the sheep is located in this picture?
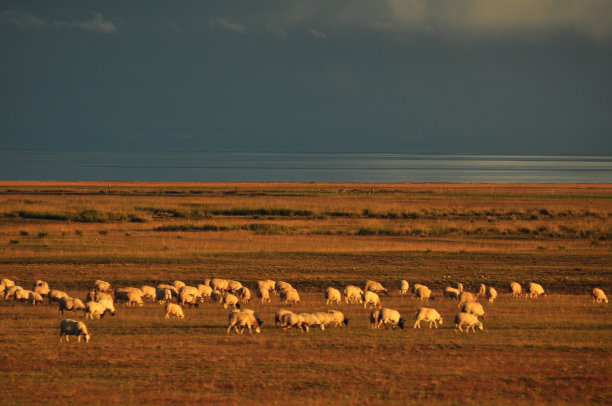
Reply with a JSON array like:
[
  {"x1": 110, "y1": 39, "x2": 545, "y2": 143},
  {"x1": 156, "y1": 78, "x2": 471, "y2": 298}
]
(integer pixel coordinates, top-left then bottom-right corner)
[
  {"x1": 222, "y1": 293, "x2": 240, "y2": 309},
  {"x1": 227, "y1": 280, "x2": 243, "y2": 293},
  {"x1": 414, "y1": 307, "x2": 443, "y2": 329},
  {"x1": 257, "y1": 287, "x2": 271, "y2": 303},
  {"x1": 411, "y1": 283, "x2": 426, "y2": 298},
  {"x1": 415, "y1": 286, "x2": 432, "y2": 302},
  {"x1": 210, "y1": 290, "x2": 223, "y2": 303},
  {"x1": 257, "y1": 280, "x2": 276, "y2": 296},
  {"x1": 126, "y1": 290, "x2": 144, "y2": 307},
  {"x1": 4, "y1": 285, "x2": 23, "y2": 301},
  {"x1": 486, "y1": 287, "x2": 497, "y2": 303},
  {"x1": 237, "y1": 287, "x2": 251, "y2": 303},
  {"x1": 327, "y1": 310, "x2": 349, "y2": 327},
  {"x1": 510, "y1": 282, "x2": 522, "y2": 297},
  {"x1": 227, "y1": 311, "x2": 261, "y2": 335},
  {"x1": 156, "y1": 284, "x2": 179, "y2": 299},
  {"x1": 14, "y1": 288, "x2": 32, "y2": 303},
  {"x1": 344, "y1": 285, "x2": 364, "y2": 304},
  {"x1": 59, "y1": 319, "x2": 91, "y2": 343},
  {"x1": 33, "y1": 280, "x2": 50, "y2": 297},
  {"x1": 460, "y1": 302, "x2": 486, "y2": 320},
  {"x1": 172, "y1": 280, "x2": 186, "y2": 291},
  {"x1": 197, "y1": 284, "x2": 213, "y2": 301},
  {"x1": 275, "y1": 309, "x2": 293, "y2": 326},
  {"x1": 299, "y1": 313, "x2": 325, "y2": 331},
  {"x1": 210, "y1": 278, "x2": 229, "y2": 292},
  {"x1": 376, "y1": 308, "x2": 405, "y2": 329},
  {"x1": 362, "y1": 291, "x2": 381, "y2": 309},
  {"x1": 156, "y1": 288, "x2": 173, "y2": 304},
  {"x1": 592, "y1": 288, "x2": 608, "y2": 303},
  {"x1": 1, "y1": 278, "x2": 15, "y2": 288},
  {"x1": 451, "y1": 282, "x2": 464, "y2": 292},
  {"x1": 444, "y1": 287, "x2": 461, "y2": 300},
  {"x1": 165, "y1": 303, "x2": 184, "y2": 319},
  {"x1": 179, "y1": 285, "x2": 201, "y2": 298},
  {"x1": 93, "y1": 280, "x2": 112, "y2": 293},
  {"x1": 180, "y1": 291, "x2": 199, "y2": 307},
  {"x1": 141, "y1": 285, "x2": 157, "y2": 301},
  {"x1": 59, "y1": 297, "x2": 86, "y2": 314},
  {"x1": 281, "y1": 312, "x2": 309, "y2": 333},
  {"x1": 527, "y1": 283, "x2": 546, "y2": 298},
  {"x1": 325, "y1": 287, "x2": 342, "y2": 305},
  {"x1": 364, "y1": 280, "x2": 389, "y2": 296},
  {"x1": 48, "y1": 289, "x2": 69, "y2": 304},
  {"x1": 85, "y1": 301, "x2": 115, "y2": 319},
  {"x1": 115, "y1": 287, "x2": 143, "y2": 304},
  {"x1": 239, "y1": 308, "x2": 264, "y2": 327},
  {"x1": 313, "y1": 311, "x2": 336, "y2": 328},
  {"x1": 455, "y1": 312, "x2": 484, "y2": 333},
  {"x1": 369, "y1": 309, "x2": 381, "y2": 329},
  {"x1": 280, "y1": 289, "x2": 300, "y2": 305},
  {"x1": 477, "y1": 284, "x2": 487, "y2": 297},
  {"x1": 398, "y1": 280, "x2": 409, "y2": 296},
  {"x1": 276, "y1": 281, "x2": 293, "y2": 293},
  {"x1": 457, "y1": 291, "x2": 478, "y2": 307}
]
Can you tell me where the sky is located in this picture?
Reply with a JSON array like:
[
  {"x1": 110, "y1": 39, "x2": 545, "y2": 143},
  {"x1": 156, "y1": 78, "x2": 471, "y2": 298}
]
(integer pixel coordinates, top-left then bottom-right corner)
[{"x1": 1, "y1": 1, "x2": 611, "y2": 155}]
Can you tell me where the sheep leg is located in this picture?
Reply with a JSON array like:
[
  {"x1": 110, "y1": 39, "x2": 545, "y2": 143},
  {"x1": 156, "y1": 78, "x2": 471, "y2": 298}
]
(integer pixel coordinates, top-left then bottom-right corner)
[{"x1": 413, "y1": 320, "x2": 421, "y2": 329}]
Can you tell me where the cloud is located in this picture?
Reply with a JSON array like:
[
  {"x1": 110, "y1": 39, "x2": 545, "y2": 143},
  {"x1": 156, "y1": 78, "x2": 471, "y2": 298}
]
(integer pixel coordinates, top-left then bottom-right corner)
[
  {"x1": 54, "y1": 12, "x2": 117, "y2": 33},
  {"x1": 308, "y1": 28, "x2": 326, "y2": 38},
  {"x1": 209, "y1": 18, "x2": 247, "y2": 34},
  {"x1": 0, "y1": 9, "x2": 47, "y2": 28}
]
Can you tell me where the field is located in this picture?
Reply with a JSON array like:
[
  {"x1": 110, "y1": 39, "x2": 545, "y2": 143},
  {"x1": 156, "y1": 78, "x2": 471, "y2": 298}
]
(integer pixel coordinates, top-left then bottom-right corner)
[{"x1": 0, "y1": 181, "x2": 610, "y2": 405}]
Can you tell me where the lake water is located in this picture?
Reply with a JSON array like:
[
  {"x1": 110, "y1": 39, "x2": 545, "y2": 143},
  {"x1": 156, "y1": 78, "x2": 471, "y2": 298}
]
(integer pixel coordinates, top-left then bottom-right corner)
[{"x1": 1, "y1": 150, "x2": 611, "y2": 183}]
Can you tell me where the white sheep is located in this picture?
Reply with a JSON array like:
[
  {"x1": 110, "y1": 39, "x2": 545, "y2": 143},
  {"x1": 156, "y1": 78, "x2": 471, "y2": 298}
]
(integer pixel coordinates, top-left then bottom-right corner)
[
  {"x1": 115, "y1": 288, "x2": 142, "y2": 304},
  {"x1": 275, "y1": 309, "x2": 293, "y2": 326},
  {"x1": 197, "y1": 284, "x2": 213, "y2": 301},
  {"x1": 362, "y1": 291, "x2": 381, "y2": 309},
  {"x1": 312, "y1": 311, "x2": 335, "y2": 327},
  {"x1": 239, "y1": 308, "x2": 264, "y2": 327},
  {"x1": 510, "y1": 282, "x2": 522, "y2": 297},
  {"x1": 477, "y1": 284, "x2": 487, "y2": 297},
  {"x1": 397, "y1": 280, "x2": 409, "y2": 296},
  {"x1": 299, "y1": 313, "x2": 325, "y2": 331},
  {"x1": 364, "y1": 280, "x2": 388, "y2": 295},
  {"x1": 415, "y1": 286, "x2": 432, "y2": 302},
  {"x1": 276, "y1": 281, "x2": 293, "y2": 293},
  {"x1": 210, "y1": 290, "x2": 223, "y2": 303},
  {"x1": 33, "y1": 280, "x2": 50, "y2": 297},
  {"x1": 528, "y1": 283, "x2": 546, "y2": 298},
  {"x1": 172, "y1": 280, "x2": 186, "y2": 291},
  {"x1": 141, "y1": 285, "x2": 157, "y2": 301},
  {"x1": 280, "y1": 289, "x2": 300, "y2": 305},
  {"x1": 369, "y1": 309, "x2": 381, "y2": 329},
  {"x1": 237, "y1": 287, "x2": 251, "y2": 303},
  {"x1": 281, "y1": 312, "x2": 309, "y2": 333},
  {"x1": 27, "y1": 291, "x2": 44, "y2": 305},
  {"x1": 460, "y1": 302, "x2": 486, "y2": 320},
  {"x1": 376, "y1": 308, "x2": 405, "y2": 329},
  {"x1": 1, "y1": 278, "x2": 15, "y2": 288},
  {"x1": 59, "y1": 319, "x2": 91, "y2": 343},
  {"x1": 180, "y1": 292, "x2": 199, "y2": 307},
  {"x1": 486, "y1": 287, "x2": 497, "y2": 303},
  {"x1": 327, "y1": 310, "x2": 349, "y2": 327},
  {"x1": 227, "y1": 311, "x2": 261, "y2": 334},
  {"x1": 156, "y1": 288, "x2": 173, "y2": 304},
  {"x1": 413, "y1": 307, "x2": 443, "y2": 329},
  {"x1": 14, "y1": 288, "x2": 32, "y2": 303},
  {"x1": 451, "y1": 282, "x2": 464, "y2": 292},
  {"x1": 48, "y1": 289, "x2": 69, "y2": 304},
  {"x1": 156, "y1": 284, "x2": 179, "y2": 299},
  {"x1": 444, "y1": 287, "x2": 461, "y2": 300},
  {"x1": 59, "y1": 297, "x2": 86, "y2": 314},
  {"x1": 262, "y1": 279, "x2": 277, "y2": 294},
  {"x1": 457, "y1": 291, "x2": 478, "y2": 307},
  {"x1": 227, "y1": 280, "x2": 243, "y2": 293},
  {"x1": 411, "y1": 283, "x2": 426, "y2": 298},
  {"x1": 222, "y1": 293, "x2": 240, "y2": 309},
  {"x1": 4, "y1": 285, "x2": 23, "y2": 301},
  {"x1": 93, "y1": 280, "x2": 112, "y2": 292},
  {"x1": 592, "y1": 288, "x2": 608, "y2": 303},
  {"x1": 210, "y1": 278, "x2": 229, "y2": 292},
  {"x1": 257, "y1": 287, "x2": 271, "y2": 303},
  {"x1": 165, "y1": 303, "x2": 184, "y2": 319},
  {"x1": 85, "y1": 301, "x2": 116, "y2": 319},
  {"x1": 344, "y1": 285, "x2": 364, "y2": 304},
  {"x1": 325, "y1": 287, "x2": 342, "y2": 305},
  {"x1": 454, "y1": 312, "x2": 483, "y2": 333}
]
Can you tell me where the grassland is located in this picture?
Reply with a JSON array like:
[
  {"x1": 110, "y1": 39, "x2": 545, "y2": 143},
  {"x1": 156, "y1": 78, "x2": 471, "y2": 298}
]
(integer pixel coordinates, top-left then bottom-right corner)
[{"x1": 0, "y1": 182, "x2": 610, "y2": 405}]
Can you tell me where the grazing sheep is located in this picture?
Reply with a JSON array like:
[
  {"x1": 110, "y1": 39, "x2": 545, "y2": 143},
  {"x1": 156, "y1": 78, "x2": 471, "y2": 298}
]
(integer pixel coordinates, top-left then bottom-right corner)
[
  {"x1": 528, "y1": 283, "x2": 546, "y2": 298},
  {"x1": 510, "y1": 282, "x2": 522, "y2": 297},
  {"x1": 455, "y1": 312, "x2": 484, "y2": 333},
  {"x1": 210, "y1": 278, "x2": 229, "y2": 292},
  {"x1": 59, "y1": 297, "x2": 86, "y2": 314},
  {"x1": 179, "y1": 285, "x2": 201, "y2": 298},
  {"x1": 237, "y1": 287, "x2": 251, "y2": 303},
  {"x1": 48, "y1": 289, "x2": 69, "y2": 304},
  {"x1": 276, "y1": 281, "x2": 293, "y2": 292},
  {"x1": 415, "y1": 286, "x2": 432, "y2": 302},
  {"x1": 93, "y1": 280, "x2": 112, "y2": 293},
  {"x1": 369, "y1": 309, "x2": 381, "y2": 329},
  {"x1": 327, "y1": 310, "x2": 349, "y2": 327},
  {"x1": 362, "y1": 291, "x2": 381, "y2": 309},
  {"x1": 27, "y1": 291, "x2": 44, "y2": 305},
  {"x1": 325, "y1": 287, "x2": 342, "y2": 305},
  {"x1": 141, "y1": 285, "x2": 157, "y2": 301},
  {"x1": 344, "y1": 285, "x2": 364, "y2": 304},
  {"x1": 257, "y1": 280, "x2": 276, "y2": 295},
  {"x1": 376, "y1": 308, "x2": 405, "y2": 329},
  {"x1": 477, "y1": 284, "x2": 487, "y2": 297},
  {"x1": 414, "y1": 307, "x2": 443, "y2": 329},
  {"x1": 592, "y1": 288, "x2": 608, "y2": 303},
  {"x1": 197, "y1": 284, "x2": 213, "y2": 301},
  {"x1": 239, "y1": 308, "x2": 264, "y2": 326},
  {"x1": 115, "y1": 288, "x2": 142, "y2": 304},
  {"x1": 210, "y1": 290, "x2": 223, "y2": 303},
  {"x1": 312, "y1": 311, "x2": 335, "y2": 328},
  {"x1": 33, "y1": 280, "x2": 50, "y2": 297},
  {"x1": 165, "y1": 303, "x2": 184, "y2": 319},
  {"x1": 364, "y1": 280, "x2": 389, "y2": 296},
  {"x1": 460, "y1": 302, "x2": 486, "y2": 320},
  {"x1": 14, "y1": 288, "x2": 32, "y2": 303},
  {"x1": 444, "y1": 287, "x2": 461, "y2": 300},
  {"x1": 125, "y1": 290, "x2": 144, "y2": 307},
  {"x1": 299, "y1": 313, "x2": 325, "y2": 331},
  {"x1": 4, "y1": 285, "x2": 23, "y2": 301},
  {"x1": 1, "y1": 278, "x2": 15, "y2": 288},
  {"x1": 85, "y1": 301, "x2": 115, "y2": 319},
  {"x1": 222, "y1": 293, "x2": 240, "y2": 309},
  {"x1": 257, "y1": 287, "x2": 271, "y2": 303},
  {"x1": 156, "y1": 288, "x2": 173, "y2": 304},
  {"x1": 280, "y1": 289, "x2": 300, "y2": 305},
  {"x1": 59, "y1": 319, "x2": 91, "y2": 343},
  {"x1": 398, "y1": 280, "x2": 409, "y2": 296},
  {"x1": 172, "y1": 280, "x2": 186, "y2": 291},
  {"x1": 227, "y1": 280, "x2": 243, "y2": 293},
  {"x1": 227, "y1": 311, "x2": 261, "y2": 335},
  {"x1": 457, "y1": 291, "x2": 478, "y2": 307},
  {"x1": 275, "y1": 309, "x2": 293, "y2": 326},
  {"x1": 180, "y1": 292, "x2": 199, "y2": 307},
  {"x1": 156, "y1": 284, "x2": 179, "y2": 299},
  {"x1": 281, "y1": 312, "x2": 309, "y2": 333},
  {"x1": 411, "y1": 283, "x2": 426, "y2": 297},
  {"x1": 451, "y1": 282, "x2": 464, "y2": 292},
  {"x1": 486, "y1": 287, "x2": 497, "y2": 303}
]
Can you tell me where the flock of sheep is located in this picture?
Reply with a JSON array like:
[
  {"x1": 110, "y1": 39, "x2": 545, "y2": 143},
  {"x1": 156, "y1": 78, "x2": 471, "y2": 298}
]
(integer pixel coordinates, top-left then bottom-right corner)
[{"x1": 0, "y1": 276, "x2": 608, "y2": 343}]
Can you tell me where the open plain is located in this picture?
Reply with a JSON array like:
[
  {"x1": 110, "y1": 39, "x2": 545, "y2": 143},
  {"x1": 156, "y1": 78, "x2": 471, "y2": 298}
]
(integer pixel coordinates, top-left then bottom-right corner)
[{"x1": 0, "y1": 182, "x2": 610, "y2": 405}]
